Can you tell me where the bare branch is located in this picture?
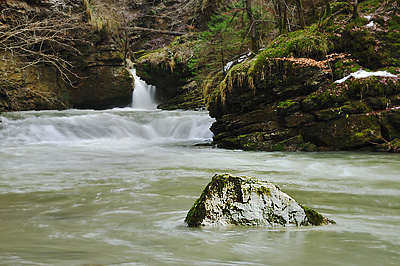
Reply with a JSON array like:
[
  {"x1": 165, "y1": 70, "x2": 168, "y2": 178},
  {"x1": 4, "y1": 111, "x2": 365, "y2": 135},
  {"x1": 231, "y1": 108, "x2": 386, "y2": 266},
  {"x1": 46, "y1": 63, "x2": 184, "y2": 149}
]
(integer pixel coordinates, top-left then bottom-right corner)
[
  {"x1": 120, "y1": 26, "x2": 186, "y2": 36},
  {"x1": 0, "y1": 9, "x2": 91, "y2": 87}
]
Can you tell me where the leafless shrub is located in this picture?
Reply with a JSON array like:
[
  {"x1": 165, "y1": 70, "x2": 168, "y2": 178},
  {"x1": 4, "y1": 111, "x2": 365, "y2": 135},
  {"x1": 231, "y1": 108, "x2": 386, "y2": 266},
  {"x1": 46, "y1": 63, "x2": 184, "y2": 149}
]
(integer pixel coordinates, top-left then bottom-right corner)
[{"x1": 0, "y1": 8, "x2": 90, "y2": 86}]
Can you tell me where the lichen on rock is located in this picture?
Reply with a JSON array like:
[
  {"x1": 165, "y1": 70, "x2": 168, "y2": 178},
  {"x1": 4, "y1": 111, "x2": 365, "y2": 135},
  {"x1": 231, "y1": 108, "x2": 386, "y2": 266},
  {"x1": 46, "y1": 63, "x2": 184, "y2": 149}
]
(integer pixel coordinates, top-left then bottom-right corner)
[{"x1": 185, "y1": 174, "x2": 334, "y2": 227}]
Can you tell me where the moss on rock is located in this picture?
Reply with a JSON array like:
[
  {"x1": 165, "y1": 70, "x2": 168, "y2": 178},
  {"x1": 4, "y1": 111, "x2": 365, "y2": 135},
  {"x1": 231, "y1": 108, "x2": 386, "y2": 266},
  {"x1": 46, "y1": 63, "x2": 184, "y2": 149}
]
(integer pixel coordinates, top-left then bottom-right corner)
[
  {"x1": 185, "y1": 174, "x2": 334, "y2": 227},
  {"x1": 135, "y1": 35, "x2": 204, "y2": 110},
  {"x1": 301, "y1": 114, "x2": 382, "y2": 149},
  {"x1": 301, "y1": 205, "x2": 335, "y2": 226}
]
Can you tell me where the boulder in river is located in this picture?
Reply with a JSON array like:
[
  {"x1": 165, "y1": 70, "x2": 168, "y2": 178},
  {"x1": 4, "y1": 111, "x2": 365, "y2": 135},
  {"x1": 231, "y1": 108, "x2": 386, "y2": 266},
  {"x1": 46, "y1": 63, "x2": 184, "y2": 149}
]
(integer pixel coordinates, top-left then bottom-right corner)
[{"x1": 185, "y1": 174, "x2": 334, "y2": 227}]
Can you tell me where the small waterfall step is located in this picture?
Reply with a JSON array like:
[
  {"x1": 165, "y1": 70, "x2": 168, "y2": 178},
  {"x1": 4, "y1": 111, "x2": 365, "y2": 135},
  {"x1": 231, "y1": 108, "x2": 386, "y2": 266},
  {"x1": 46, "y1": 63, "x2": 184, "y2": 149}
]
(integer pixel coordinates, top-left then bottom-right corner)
[{"x1": 130, "y1": 69, "x2": 158, "y2": 110}]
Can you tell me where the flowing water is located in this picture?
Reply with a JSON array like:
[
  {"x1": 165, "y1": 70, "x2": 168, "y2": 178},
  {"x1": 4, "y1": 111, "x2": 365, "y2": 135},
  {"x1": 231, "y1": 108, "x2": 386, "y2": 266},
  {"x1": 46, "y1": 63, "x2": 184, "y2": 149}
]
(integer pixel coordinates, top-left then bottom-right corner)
[
  {"x1": 131, "y1": 69, "x2": 157, "y2": 110},
  {"x1": 0, "y1": 78, "x2": 399, "y2": 266}
]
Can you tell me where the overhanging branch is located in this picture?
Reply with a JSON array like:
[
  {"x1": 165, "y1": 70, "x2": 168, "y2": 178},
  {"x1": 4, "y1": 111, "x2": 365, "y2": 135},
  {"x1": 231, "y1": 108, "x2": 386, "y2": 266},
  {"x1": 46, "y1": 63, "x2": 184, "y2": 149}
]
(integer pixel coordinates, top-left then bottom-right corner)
[{"x1": 121, "y1": 26, "x2": 186, "y2": 36}]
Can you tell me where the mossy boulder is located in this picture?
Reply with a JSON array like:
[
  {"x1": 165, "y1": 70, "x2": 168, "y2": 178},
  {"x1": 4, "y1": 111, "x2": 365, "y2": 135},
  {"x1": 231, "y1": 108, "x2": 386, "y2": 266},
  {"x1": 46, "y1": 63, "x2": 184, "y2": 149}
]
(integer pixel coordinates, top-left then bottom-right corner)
[
  {"x1": 301, "y1": 114, "x2": 382, "y2": 149},
  {"x1": 379, "y1": 109, "x2": 400, "y2": 141},
  {"x1": 185, "y1": 174, "x2": 334, "y2": 227}
]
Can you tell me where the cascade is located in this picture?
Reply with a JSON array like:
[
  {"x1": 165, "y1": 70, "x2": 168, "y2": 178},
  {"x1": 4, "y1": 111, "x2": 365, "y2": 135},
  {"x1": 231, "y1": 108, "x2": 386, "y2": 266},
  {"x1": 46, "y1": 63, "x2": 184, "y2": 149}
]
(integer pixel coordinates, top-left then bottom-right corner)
[
  {"x1": 0, "y1": 69, "x2": 214, "y2": 146},
  {"x1": 0, "y1": 109, "x2": 214, "y2": 145},
  {"x1": 130, "y1": 69, "x2": 157, "y2": 110}
]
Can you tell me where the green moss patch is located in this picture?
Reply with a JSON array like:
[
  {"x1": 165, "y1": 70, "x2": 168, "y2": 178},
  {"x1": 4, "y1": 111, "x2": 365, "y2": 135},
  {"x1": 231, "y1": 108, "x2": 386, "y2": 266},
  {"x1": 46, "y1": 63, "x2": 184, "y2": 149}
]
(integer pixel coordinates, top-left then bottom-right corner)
[
  {"x1": 301, "y1": 205, "x2": 334, "y2": 226},
  {"x1": 263, "y1": 25, "x2": 331, "y2": 60}
]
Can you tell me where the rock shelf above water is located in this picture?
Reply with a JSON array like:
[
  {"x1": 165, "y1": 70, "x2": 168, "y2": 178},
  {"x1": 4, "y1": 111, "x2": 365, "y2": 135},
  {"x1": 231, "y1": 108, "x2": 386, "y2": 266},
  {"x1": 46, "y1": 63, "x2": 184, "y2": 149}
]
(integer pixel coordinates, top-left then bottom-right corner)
[{"x1": 185, "y1": 174, "x2": 334, "y2": 227}]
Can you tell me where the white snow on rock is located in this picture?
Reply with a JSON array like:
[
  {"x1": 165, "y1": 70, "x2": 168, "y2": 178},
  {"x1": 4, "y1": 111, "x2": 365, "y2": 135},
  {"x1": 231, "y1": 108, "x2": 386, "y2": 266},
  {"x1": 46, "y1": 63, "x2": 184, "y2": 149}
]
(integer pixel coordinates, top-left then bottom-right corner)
[
  {"x1": 364, "y1": 15, "x2": 375, "y2": 28},
  {"x1": 335, "y1": 69, "x2": 398, "y2": 84},
  {"x1": 224, "y1": 53, "x2": 251, "y2": 72},
  {"x1": 364, "y1": 15, "x2": 372, "y2": 21},
  {"x1": 366, "y1": 21, "x2": 375, "y2": 27}
]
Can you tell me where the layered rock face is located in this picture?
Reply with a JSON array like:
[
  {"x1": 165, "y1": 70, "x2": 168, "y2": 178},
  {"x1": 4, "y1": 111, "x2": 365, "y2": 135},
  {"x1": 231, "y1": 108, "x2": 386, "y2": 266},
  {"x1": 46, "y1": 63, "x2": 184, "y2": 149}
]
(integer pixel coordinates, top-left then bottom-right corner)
[
  {"x1": 0, "y1": 0, "x2": 133, "y2": 111},
  {"x1": 208, "y1": 57, "x2": 400, "y2": 152},
  {"x1": 69, "y1": 41, "x2": 134, "y2": 110},
  {"x1": 206, "y1": 0, "x2": 400, "y2": 152},
  {"x1": 185, "y1": 174, "x2": 333, "y2": 227}
]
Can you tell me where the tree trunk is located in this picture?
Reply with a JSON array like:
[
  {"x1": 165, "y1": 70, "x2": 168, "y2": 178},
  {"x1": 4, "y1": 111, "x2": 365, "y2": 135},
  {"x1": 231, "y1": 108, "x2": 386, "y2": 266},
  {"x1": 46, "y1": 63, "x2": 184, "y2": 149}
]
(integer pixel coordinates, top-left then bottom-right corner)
[
  {"x1": 352, "y1": 0, "x2": 359, "y2": 20},
  {"x1": 295, "y1": 0, "x2": 305, "y2": 29},
  {"x1": 278, "y1": 0, "x2": 287, "y2": 35},
  {"x1": 245, "y1": 0, "x2": 258, "y2": 54}
]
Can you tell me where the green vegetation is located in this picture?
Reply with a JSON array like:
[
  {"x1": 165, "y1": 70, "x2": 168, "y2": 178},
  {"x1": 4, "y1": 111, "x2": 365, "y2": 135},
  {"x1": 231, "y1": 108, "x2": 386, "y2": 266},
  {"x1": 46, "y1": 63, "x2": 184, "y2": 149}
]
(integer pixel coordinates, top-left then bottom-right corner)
[
  {"x1": 137, "y1": 34, "x2": 199, "y2": 74},
  {"x1": 188, "y1": 1, "x2": 275, "y2": 83},
  {"x1": 301, "y1": 205, "x2": 329, "y2": 226},
  {"x1": 264, "y1": 25, "x2": 330, "y2": 59},
  {"x1": 278, "y1": 100, "x2": 297, "y2": 109}
]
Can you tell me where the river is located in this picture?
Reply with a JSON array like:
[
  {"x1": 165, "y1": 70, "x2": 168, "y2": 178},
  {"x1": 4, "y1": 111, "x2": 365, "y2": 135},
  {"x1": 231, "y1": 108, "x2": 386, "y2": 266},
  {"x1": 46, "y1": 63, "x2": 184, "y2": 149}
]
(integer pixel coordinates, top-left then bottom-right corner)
[{"x1": 0, "y1": 75, "x2": 399, "y2": 266}]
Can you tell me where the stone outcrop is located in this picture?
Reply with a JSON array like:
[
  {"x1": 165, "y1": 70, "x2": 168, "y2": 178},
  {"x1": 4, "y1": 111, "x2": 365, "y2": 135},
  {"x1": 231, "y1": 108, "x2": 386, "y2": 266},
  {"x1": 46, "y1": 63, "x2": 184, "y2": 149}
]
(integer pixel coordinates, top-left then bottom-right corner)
[
  {"x1": 0, "y1": 0, "x2": 133, "y2": 111},
  {"x1": 205, "y1": 0, "x2": 400, "y2": 152},
  {"x1": 135, "y1": 34, "x2": 205, "y2": 110},
  {"x1": 207, "y1": 55, "x2": 400, "y2": 152},
  {"x1": 69, "y1": 40, "x2": 134, "y2": 110},
  {"x1": 185, "y1": 174, "x2": 334, "y2": 227}
]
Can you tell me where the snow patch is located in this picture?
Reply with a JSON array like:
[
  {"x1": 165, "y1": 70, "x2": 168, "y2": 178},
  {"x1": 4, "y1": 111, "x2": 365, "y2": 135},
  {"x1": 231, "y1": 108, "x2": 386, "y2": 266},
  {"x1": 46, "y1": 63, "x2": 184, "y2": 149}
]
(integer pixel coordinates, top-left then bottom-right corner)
[
  {"x1": 224, "y1": 61, "x2": 234, "y2": 72},
  {"x1": 335, "y1": 69, "x2": 398, "y2": 84},
  {"x1": 366, "y1": 21, "x2": 375, "y2": 27},
  {"x1": 224, "y1": 52, "x2": 251, "y2": 72},
  {"x1": 364, "y1": 15, "x2": 372, "y2": 21},
  {"x1": 364, "y1": 15, "x2": 374, "y2": 27}
]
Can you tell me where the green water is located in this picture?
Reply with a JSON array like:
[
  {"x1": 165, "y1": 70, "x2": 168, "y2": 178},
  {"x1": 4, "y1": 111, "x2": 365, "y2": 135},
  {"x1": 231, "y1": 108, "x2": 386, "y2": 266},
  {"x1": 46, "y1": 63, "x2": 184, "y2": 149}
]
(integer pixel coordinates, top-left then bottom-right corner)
[{"x1": 0, "y1": 109, "x2": 399, "y2": 266}]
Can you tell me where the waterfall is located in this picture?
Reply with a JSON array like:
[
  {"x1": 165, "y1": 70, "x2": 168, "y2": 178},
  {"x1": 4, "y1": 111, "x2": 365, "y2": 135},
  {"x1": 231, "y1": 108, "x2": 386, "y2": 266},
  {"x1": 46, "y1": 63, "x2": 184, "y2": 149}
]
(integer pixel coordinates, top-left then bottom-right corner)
[
  {"x1": 0, "y1": 109, "x2": 214, "y2": 145},
  {"x1": 0, "y1": 70, "x2": 215, "y2": 146},
  {"x1": 130, "y1": 69, "x2": 158, "y2": 110}
]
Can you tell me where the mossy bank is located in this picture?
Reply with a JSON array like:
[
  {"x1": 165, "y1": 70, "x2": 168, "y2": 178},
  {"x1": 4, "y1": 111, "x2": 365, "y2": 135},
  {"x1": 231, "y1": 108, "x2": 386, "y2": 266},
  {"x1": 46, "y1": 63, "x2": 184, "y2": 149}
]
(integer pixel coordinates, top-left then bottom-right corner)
[{"x1": 205, "y1": 0, "x2": 400, "y2": 152}]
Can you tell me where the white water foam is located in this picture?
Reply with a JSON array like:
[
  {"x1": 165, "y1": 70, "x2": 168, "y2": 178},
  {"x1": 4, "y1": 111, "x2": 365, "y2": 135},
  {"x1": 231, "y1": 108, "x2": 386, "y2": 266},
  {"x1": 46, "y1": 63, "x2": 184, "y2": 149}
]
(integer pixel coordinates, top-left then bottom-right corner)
[
  {"x1": 0, "y1": 112, "x2": 140, "y2": 145},
  {"x1": 0, "y1": 110, "x2": 214, "y2": 146},
  {"x1": 130, "y1": 69, "x2": 158, "y2": 110}
]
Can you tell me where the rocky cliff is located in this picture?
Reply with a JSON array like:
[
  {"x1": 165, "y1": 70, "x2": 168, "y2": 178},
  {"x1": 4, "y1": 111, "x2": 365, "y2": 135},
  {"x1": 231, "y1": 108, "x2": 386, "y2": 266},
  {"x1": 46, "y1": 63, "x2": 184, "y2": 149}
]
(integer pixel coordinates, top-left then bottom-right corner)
[
  {"x1": 0, "y1": 0, "x2": 133, "y2": 111},
  {"x1": 206, "y1": 0, "x2": 400, "y2": 152},
  {"x1": 208, "y1": 55, "x2": 400, "y2": 152},
  {"x1": 135, "y1": 34, "x2": 205, "y2": 110}
]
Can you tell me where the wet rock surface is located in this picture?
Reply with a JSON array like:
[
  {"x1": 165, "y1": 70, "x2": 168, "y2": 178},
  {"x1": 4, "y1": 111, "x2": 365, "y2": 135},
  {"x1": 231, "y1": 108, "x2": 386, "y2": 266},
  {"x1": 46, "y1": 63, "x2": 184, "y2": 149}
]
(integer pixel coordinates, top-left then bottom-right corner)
[
  {"x1": 185, "y1": 174, "x2": 334, "y2": 227},
  {"x1": 207, "y1": 58, "x2": 400, "y2": 152}
]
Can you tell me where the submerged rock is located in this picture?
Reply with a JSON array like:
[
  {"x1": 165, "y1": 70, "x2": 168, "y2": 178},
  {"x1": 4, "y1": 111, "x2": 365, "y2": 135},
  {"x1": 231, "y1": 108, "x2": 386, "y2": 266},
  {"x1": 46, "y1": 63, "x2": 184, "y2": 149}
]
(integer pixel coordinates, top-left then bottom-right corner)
[{"x1": 185, "y1": 174, "x2": 334, "y2": 227}]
